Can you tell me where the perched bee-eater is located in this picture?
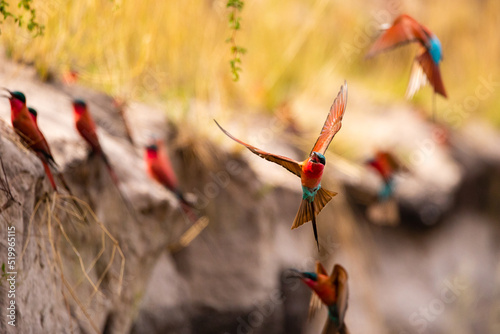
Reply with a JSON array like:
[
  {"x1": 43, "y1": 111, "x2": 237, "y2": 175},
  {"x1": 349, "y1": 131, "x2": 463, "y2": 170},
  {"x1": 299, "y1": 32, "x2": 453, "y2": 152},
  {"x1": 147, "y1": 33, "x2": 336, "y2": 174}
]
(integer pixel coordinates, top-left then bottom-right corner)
[
  {"x1": 5, "y1": 90, "x2": 57, "y2": 190},
  {"x1": 72, "y1": 99, "x2": 119, "y2": 185},
  {"x1": 215, "y1": 82, "x2": 348, "y2": 250},
  {"x1": 366, "y1": 14, "x2": 447, "y2": 100},
  {"x1": 72, "y1": 99, "x2": 139, "y2": 218},
  {"x1": 296, "y1": 262, "x2": 349, "y2": 334},
  {"x1": 144, "y1": 139, "x2": 197, "y2": 222}
]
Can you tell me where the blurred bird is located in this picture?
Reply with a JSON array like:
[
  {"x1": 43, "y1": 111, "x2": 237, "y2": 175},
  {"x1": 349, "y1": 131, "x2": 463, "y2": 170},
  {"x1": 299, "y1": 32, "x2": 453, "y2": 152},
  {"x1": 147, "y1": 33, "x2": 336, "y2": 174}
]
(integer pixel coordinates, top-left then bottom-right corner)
[
  {"x1": 5, "y1": 91, "x2": 89, "y2": 222},
  {"x1": 72, "y1": 99, "x2": 119, "y2": 185},
  {"x1": 365, "y1": 150, "x2": 406, "y2": 226},
  {"x1": 215, "y1": 82, "x2": 348, "y2": 250},
  {"x1": 365, "y1": 150, "x2": 405, "y2": 200},
  {"x1": 62, "y1": 69, "x2": 79, "y2": 85},
  {"x1": 144, "y1": 139, "x2": 198, "y2": 222},
  {"x1": 112, "y1": 97, "x2": 135, "y2": 145},
  {"x1": 366, "y1": 14, "x2": 447, "y2": 104},
  {"x1": 72, "y1": 99, "x2": 139, "y2": 218},
  {"x1": 144, "y1": 139, "x2": 210, "y2": 253},
  {"x1": 295, "y1": 262, "x2": 349, "y2": 334},
  {"x1": 5, "y1": 90, "x2": 58, "y2": 190}
]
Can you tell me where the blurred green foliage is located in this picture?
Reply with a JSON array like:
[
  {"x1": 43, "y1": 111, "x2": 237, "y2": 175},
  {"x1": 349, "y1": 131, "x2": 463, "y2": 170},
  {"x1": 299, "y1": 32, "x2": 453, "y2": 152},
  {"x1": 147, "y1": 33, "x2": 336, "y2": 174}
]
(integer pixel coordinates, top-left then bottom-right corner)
[
  {"x1": 226, "y1": 0, "x2": 246, "y2": 81},
  {"x1": 0, "y1": 0, "x2": 43, "y2": 35}
]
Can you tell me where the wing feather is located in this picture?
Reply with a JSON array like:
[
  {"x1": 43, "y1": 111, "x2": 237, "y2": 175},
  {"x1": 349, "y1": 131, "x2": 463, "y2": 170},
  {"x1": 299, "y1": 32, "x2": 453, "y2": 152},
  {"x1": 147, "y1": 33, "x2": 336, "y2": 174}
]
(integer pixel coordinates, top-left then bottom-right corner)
[
  {"x1": 366, "y1": 14, "x2": 429, "y2": 58},
  {"x1": 310, "y1": 82, "x2": 348, "y2": 155},
  {"x1": 332, "y1": 264, "x2": 349, "y2": 327},
  {"x1": 215, "y1": 120, "x2": 302, "y2": 177}
]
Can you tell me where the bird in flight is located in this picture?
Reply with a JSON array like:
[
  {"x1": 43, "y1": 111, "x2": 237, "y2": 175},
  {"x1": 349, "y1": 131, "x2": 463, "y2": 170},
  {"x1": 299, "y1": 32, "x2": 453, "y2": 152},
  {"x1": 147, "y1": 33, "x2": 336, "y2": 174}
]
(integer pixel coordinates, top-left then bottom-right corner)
[
  {"x1": 366, "y1": 14, "x2": 447, "y2": 103},
  {"x1": 215, "y1": 82, "x2": 348, "y2": 250},
  {"x1": 295, "y1": 261, "x2": 350, "y2": 334},
  {"x1": 365, "y1": 150, "x2": 406, "y2": 200}
]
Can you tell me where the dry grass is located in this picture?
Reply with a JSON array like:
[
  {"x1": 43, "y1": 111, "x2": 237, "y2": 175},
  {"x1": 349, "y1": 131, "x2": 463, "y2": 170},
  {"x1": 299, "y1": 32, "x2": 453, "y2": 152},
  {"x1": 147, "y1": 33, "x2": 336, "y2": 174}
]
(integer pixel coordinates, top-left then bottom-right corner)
[
  {"x1": 19, "y1": 193, "x2": 125, "y2": 334},
  {"x1": 0, "y1": 0, "x2": 499, "y2": 129}
]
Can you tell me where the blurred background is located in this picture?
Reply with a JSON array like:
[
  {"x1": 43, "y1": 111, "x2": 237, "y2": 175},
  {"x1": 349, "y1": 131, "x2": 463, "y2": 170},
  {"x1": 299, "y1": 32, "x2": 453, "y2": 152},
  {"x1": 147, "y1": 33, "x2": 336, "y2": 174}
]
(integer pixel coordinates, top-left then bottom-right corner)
[{"x1": 0, "y1": 0, "x2": 499, "y2": 333}]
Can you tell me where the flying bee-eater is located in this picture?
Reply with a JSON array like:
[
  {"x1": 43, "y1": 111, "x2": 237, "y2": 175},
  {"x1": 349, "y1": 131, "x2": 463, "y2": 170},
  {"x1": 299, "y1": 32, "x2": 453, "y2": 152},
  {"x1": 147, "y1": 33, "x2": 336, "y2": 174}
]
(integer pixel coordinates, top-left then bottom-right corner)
[
  {"x1": 215, "y1": 82, "x2": 348, "y2": 250},
  {"x1": 295, "y1": 262, "x2": 349, "y2": 334},
  {"x1": 365, "y1": 150, "x2": 405, "y2": 200},
  {"x1": 366, "y1": 14, "x2": 447, "y2": 103},
  {"x1": 5, "y1": 90, "x2": 58, "y2": 190}
]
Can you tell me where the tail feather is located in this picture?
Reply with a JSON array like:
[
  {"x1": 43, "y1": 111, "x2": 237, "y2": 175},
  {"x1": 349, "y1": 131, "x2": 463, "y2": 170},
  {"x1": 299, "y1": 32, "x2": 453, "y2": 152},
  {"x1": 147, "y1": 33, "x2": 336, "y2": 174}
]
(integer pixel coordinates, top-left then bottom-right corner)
[
  {"x1": 322, "y1": 319, "x2": 349, "y2": 334},
  {"x1": 406, "y1": 60, "x2": 428, "y2": 99},
  {"x1": 101, "y1": 152, "x2": 120, "y2": 186},
  {"x1": 100, "y1": 152, "x2": 140, "y2": 221},
  {"x1": 314, "y1": 187, "x2": 337, "y2": 215},
  {"x1": 311, "y1": 201, "x2": 319, "y2": 250},
  {"x1": 413, "y1": 50, "x2": 447, "y2": 98},
  {"x1": 292, "y1": 199, "x2": 314, "y2": 230},
  {"x1": 292, "y1": 187, "x2": 337, "y2": 229},
  {"x1": 41, "y1": 160, "x2": 57, "y2": 191},
  {"x1": 178, "y1": 194, "x2": 199, "y2": 223}
]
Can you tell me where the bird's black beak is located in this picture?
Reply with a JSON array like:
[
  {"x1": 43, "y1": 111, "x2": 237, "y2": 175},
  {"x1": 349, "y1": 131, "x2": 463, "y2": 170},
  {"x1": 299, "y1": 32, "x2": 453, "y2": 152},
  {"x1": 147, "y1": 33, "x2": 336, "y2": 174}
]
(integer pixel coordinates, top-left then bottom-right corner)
[
  {"x1": 311, "y1": 151, "x2": 326, "y2": 165},
  {"x1": 286, "y1": 269, "x2": 305, "y2": 279},
  {"x1": 1, "y1": 88, "x2": 12, "y2": 99}
]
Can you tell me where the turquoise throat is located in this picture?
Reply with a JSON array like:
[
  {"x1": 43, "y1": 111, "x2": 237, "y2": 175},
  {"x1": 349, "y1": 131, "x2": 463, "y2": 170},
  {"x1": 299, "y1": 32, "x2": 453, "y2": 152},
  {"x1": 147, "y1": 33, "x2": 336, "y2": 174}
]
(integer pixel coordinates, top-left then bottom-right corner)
[{"x1": 302, "y1": 185, "x2": 321, "y2": 202}]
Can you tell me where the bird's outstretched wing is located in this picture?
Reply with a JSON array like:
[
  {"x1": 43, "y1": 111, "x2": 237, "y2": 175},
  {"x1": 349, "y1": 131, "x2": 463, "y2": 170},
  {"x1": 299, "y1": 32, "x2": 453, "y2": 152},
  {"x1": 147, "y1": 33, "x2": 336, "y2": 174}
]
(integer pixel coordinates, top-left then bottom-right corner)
[
  {"x1": 310, "y1": 82, "x2": 348, "y2": 156},
  {"x1": 366, "y1": 14, "x2": 428, "y2": 58},
  {"x1": 215, "y1": 120, "x2": 303, "y2": 177},
  {"x1": 332, "y1": 264, "x2": 349, "y2": 327}
]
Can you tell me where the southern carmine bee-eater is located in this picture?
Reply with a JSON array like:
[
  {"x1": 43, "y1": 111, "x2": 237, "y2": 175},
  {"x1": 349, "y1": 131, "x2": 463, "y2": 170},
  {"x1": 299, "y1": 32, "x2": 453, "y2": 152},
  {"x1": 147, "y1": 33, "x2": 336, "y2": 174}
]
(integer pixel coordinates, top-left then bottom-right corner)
[
  {"x1": 5, "y1": 91, "x2": 89, "y2": 222},
  {"x1": 72, "y1": 99, "x2": 139, "y2": 218},
  {"x1": 72, "y1": 99, "x2": 119, "y2": 185},
  {"x1": 366, "y1": 14, "x2": 447, "y2": 104},
  {"x1": 295, "y1": 262, "x2": 349, "y2": 334},
  {"x1": 144, "y1": 139, "x2": 198, "y2": 222},
  {"x1": 215, "y1": 82, "x2": 348, "y2": 250},
  {"x1": 4, "y1": 90, "x2": 58, "y2": 190},
  {"x1": 144, "y1": 139, "x2": 209, "y2": 252},
  {"x1": 365, "y1": 150, "x2": 405, "y2": 200}
]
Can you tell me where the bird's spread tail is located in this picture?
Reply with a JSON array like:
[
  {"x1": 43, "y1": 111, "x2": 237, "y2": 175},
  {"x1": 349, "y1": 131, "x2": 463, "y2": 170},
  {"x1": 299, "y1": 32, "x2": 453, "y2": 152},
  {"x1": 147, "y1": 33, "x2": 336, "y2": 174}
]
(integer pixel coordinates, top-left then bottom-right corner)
[{"x1": 292, "y1": 187, "x2": 337, "y2": 230}]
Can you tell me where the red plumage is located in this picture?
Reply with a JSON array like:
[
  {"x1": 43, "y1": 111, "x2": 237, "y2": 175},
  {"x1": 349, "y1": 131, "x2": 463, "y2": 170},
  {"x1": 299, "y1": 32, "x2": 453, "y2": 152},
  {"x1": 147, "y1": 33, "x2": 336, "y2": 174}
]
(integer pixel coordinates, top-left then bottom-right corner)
[{"x1": 8, "y1": 93, "x2": 58, "y2": 190}]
